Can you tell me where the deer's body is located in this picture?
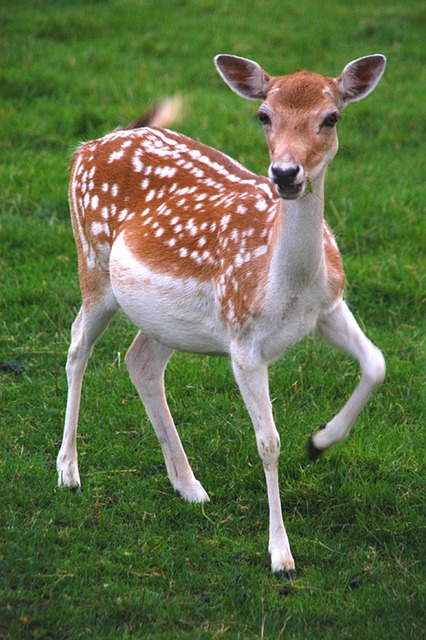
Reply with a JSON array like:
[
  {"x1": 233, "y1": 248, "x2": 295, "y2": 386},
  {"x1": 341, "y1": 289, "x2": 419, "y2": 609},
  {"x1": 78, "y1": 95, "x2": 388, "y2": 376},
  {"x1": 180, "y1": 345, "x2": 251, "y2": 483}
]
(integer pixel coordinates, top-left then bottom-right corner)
[
  {"x1": 58, "y1": 54, "x2": 386, "y2": 573},
  {"x1": 72, "y1": 126, "x2": 343, "y2": 358}
]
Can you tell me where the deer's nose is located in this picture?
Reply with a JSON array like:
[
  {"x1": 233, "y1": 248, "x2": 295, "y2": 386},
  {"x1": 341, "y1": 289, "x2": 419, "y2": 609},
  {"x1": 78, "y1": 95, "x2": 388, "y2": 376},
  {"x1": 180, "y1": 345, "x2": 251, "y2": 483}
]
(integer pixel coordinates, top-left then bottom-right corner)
[{"x1": 269, "y1": 163, "x2": 302, "y2": 187}]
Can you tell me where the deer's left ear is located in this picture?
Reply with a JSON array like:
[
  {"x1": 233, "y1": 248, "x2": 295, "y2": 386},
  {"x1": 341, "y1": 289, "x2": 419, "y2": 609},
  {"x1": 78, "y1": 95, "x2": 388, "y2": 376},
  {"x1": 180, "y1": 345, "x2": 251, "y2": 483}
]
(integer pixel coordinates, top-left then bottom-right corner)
[
  {"x1": 214, "y1": 55, "x2": 271, "y2": 101},
  {"x1": 336, "y1": 54, "x2": 386, "y2": 105}
]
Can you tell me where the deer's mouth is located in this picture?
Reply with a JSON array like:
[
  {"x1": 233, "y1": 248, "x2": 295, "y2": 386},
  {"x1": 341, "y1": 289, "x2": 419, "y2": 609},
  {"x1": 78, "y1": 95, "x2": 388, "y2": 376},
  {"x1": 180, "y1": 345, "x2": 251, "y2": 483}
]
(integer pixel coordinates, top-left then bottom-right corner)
[{"x1": 276, "y1": 181, "x2": 306, "y2": 200}]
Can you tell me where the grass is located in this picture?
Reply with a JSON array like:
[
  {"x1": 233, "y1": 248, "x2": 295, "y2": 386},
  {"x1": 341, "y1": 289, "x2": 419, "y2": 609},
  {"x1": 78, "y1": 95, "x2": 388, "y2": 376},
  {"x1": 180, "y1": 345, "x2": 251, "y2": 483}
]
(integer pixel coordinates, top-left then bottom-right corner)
[{"x1": 0, "y1": 0, "x2": 425, "y2": 638}]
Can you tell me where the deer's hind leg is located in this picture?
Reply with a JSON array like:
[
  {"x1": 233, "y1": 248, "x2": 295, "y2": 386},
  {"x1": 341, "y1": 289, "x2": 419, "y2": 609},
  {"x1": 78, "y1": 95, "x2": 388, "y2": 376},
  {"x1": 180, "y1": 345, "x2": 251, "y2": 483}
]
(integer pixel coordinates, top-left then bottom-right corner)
[
  {"x1": 125, "y1": 331, "x2": 210, "y2": 503},
  {"x1": 57, "y1": 287, "x2": 118, "y2": 488}
]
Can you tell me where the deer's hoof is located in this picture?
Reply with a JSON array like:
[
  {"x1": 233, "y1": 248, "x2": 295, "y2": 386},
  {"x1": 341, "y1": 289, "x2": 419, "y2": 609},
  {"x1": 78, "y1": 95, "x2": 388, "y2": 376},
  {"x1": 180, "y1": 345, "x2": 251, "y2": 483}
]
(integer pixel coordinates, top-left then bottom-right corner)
[
  {"x1": 307, "y1": 425, "x2": 327, "y2": 461},
  {"x1": 175, "y1": 479, "x2": 210, "y2": 503},
  {"x1": 275, "y1": 568, "x2": 297, "y2": 581}
]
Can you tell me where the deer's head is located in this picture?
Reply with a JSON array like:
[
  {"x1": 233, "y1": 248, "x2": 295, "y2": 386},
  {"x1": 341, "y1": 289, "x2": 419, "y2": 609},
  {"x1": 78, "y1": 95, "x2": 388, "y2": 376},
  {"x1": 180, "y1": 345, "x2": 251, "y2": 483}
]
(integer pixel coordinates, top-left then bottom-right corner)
[{"x1": 215, "y1": 54, "x2": 386, "y2": 200}]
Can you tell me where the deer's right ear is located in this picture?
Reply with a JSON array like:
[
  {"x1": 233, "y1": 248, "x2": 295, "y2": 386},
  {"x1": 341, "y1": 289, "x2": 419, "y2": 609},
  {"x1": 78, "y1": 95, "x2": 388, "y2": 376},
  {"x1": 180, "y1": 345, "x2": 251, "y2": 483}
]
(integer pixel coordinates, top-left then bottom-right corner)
[{"x1": 214, "y1": 55, "x2": 271, "y2": 101}]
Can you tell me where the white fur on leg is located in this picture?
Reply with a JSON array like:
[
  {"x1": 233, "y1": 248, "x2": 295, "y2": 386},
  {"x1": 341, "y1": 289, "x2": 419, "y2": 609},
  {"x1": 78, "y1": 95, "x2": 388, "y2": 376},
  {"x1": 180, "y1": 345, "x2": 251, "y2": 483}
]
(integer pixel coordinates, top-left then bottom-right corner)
[
  {"x1": 175, "y1": 478, "x2": 210, "y2": 503},
  {"x1": 311, "y1": 301, "x2": 386, "y2": 455},
  {"x1": 270, "y1": 545, "x2": 296, "y2": 574},
  {"x1": 57, "y1": 297, "x2": 118, "y2": 489},
  {"x1": 266, "y1": 467, "x2": 295, "y2": 573},
  {"x1": 125, "y1": 332, "x2": 210, "y2": 503},
  {"x1": 231, "y1": 351, "x2": 295, "y2": 573},
  {"x1": 57, "y1": 451, "x2": 81, "y2": 488}
]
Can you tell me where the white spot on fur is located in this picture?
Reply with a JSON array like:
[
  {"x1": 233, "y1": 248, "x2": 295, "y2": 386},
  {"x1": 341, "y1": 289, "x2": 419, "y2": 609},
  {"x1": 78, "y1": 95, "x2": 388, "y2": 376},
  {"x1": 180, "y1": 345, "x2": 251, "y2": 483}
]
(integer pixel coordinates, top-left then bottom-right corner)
[
  {"x1": 132, "y1": 152, "x2": 144, "y2": 173},
  {"x1": 253, "y1": 245, "x2": 268, "y2": 257},
  {"x1": 186, "y1": 219, "x2": 198, "y2": 235},
  {"x1": 155, "y1": 165, "x2": 177, "y2": 179},
  {"x1": 220, "y1": 214, "x2": 231, "y2": 230},
  {"x1": 109, "y1": 149, "x2": 125, "y2": 163},
  {"x1": 91, "y1": 221, "x2": 109, "y2": 236},
  {"x1": 255, "y1": 198, "x2": 268, "y2": 212}
]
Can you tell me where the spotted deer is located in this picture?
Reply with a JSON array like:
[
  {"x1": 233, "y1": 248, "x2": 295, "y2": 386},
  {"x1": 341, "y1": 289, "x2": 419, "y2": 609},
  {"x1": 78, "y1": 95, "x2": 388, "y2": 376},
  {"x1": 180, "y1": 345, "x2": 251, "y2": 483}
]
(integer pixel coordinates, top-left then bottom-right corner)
[{"x1": 57, "y1": 54, "x2": 386, "y2": 574}]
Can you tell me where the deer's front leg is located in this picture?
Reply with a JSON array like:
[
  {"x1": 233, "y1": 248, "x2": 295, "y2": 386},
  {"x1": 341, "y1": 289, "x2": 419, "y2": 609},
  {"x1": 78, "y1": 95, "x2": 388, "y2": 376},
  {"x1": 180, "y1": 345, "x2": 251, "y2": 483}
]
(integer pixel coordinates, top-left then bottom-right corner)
[
  {"x1": 309, "y1": 300, "x2": 386, "y2": 458},
  {"x1": 231, "y1": 348, "x2": 295, "y2": 574}
]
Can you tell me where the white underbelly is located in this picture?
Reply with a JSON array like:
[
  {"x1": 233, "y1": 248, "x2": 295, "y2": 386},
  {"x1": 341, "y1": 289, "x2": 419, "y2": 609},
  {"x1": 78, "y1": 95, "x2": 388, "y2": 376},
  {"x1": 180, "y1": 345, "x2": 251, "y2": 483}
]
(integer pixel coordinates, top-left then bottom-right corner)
[{"x1": 109, "y1": 233, "x2": 230, "y2": 355}]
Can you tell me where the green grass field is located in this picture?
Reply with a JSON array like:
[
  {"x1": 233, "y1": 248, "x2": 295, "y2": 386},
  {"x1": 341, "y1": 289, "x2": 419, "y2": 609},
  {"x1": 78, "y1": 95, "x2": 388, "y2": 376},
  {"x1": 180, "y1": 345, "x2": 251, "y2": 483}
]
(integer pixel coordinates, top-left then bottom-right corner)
[{"x1": 0, "y1": 1, "x2": 424, "y2": 638}]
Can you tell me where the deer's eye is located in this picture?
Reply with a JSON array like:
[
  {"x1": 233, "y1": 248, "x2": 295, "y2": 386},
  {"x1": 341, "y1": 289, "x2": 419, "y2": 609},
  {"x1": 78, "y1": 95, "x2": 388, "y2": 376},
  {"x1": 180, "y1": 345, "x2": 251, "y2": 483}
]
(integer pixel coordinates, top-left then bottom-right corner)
[
  {"x1": 321, "y1": 112, "x2": 340, "y2": 128},
  {"x1": 258, "y1": 110, "x2": 272, "y2": 126}
]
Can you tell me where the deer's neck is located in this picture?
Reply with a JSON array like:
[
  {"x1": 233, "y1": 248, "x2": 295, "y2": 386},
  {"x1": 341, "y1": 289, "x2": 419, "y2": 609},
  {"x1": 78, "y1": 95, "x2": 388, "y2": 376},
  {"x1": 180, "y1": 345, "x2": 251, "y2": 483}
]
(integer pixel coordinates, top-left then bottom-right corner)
[{"x1": 271, "y1": 177, "x2": 326, "y2": 292}]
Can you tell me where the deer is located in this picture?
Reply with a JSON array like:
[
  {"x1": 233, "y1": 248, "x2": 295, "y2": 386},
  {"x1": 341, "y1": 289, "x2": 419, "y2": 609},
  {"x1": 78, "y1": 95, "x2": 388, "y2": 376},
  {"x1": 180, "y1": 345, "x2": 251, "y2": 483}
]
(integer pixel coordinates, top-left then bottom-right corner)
[{"x1": 57, "y1": 53, "x2": 387, "y2": 574}]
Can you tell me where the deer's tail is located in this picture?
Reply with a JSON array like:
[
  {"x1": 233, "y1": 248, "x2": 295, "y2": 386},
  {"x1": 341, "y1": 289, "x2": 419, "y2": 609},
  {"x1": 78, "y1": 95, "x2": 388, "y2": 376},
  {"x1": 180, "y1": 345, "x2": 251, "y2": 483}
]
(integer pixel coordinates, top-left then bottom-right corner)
[{"x1": 119, "y1": 96, "x2": 183, "y2": 131}]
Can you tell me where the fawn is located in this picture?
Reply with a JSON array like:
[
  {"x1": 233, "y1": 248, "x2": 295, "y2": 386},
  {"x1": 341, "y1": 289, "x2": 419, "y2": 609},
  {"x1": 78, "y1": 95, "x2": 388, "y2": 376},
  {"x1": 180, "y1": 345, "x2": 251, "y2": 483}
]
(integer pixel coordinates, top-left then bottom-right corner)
[{"x1": 58, "y1": 54, "x2": 386, "y2": 573}]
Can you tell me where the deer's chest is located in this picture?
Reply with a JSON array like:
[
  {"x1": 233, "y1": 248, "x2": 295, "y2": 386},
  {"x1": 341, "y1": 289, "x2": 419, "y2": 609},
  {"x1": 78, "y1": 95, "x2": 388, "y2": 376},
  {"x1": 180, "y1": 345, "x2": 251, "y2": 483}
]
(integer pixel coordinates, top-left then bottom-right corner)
[{"x1": 251, "y1": 272, "x2": 334, "y2": 363}]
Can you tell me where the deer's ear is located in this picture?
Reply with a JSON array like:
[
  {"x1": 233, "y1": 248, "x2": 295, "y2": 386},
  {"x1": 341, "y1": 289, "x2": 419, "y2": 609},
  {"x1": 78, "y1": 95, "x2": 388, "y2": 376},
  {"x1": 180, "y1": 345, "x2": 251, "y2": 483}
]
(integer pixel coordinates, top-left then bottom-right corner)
[
  {"x1": 336, "y1": 55, "x2": 386, "y2": 105},
  {"x1": 214, "y1": 55, "x2": 271, "y2": 101}
]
